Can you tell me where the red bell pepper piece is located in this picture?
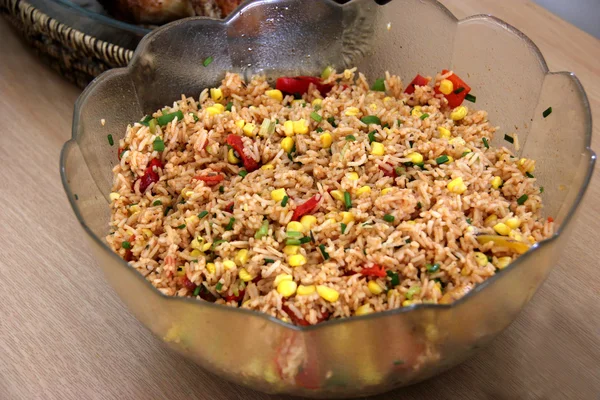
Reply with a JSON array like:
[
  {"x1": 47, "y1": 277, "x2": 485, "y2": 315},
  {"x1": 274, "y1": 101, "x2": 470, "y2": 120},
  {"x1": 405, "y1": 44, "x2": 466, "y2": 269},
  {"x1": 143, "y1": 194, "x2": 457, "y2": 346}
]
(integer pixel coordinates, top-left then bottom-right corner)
[
  {"x1": 404, "y1": 74, "x2": 430, "y2": 94},
  {"x1": 193, "y1": 174, "x2": 224, "y2": 186},
  {"x1": 182, "y1": 276, "x2": 197, "y2": 292},
  {"x1": 136, "y1": 158, "x2": 163, "y2": 193},
  {"x1": 547, "y1": 217, "x2": 554, "y2": 223},
  {"x1": 225, "y1": 289, "x2": 245, "y2": 303},
  {"x1": 360, "y1": 264, "x2": 387, "y2": 277},
  {"x1": 291, "y1": 194, "x2": 321, "y2": 221},
  {"x1": 434, "y1": 69, "x2": 471, "y2": 108},
  {"x1": 147, "y1": 158, "x2": 163, "y2": 170},
  {"x1": 224, "y1": 202, "x2": 234, "y2": 213},
  {"x1": 226, "y1": 134, "x2": 259, "y2": 172},
  {"x1": 276, "y1": 76, "x2": 333, "y2": 97}
]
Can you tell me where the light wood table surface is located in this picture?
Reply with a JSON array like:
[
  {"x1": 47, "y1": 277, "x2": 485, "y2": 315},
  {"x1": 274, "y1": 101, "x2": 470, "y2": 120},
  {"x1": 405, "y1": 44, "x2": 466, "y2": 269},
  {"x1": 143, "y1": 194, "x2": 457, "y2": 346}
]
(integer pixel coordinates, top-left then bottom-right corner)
[{"x1": 1, "y1": 1, "x2": 598, "y2": 399}]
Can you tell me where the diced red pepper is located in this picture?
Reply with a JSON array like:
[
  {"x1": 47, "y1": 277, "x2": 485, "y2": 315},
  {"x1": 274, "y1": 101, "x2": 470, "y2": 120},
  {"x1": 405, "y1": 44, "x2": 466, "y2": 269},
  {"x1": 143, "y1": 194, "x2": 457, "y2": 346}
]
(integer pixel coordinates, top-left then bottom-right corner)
[
  {"x1": 360, "y1": 264, "x2": 387, "y2": 277},
  {"x1": 547, "y1": 217, "x2": 554, "y2": 223},
  {"x1": 124, "y1": 249, "x2": 133, "y2": 262},
  {"x1": 225, "y1": 289, "x2": 245, "y2": 303},
  {"x1": 226, "y1": 134, "x2": 259, "y2": 172},
  {"x1": 291, "y1": 194, "x2": 321, "y2": 221},
  {"x1": 379, "y1": 164, "x2": 397, "y2": 178},
  {"x1": 404, "y1": 74, "x2": 430, "y2": 94},
  {"x1": 182, "y1": 276, "x2": 197, "y2": 292},
  {"x1": 197, "y1": 285, "x2": 218, "y2": 302},
  {"x1": 193, "y1": 174, "x2": 224, "y2": 186},
  {"x1": 276, "y1": 76, "x2": 333, "y2": 97},
  {"x1": 147, "y1": 158, "x2": 163, "y2": 170},
  {"x1": 135, "y1": 158, "x2": 163, "y2": 193},
  {"x1": 224, "y1": 202, "x2": 234, "y2": 213},
  {"x1": 434, "y1": 70, "x2": 471, "y2": 108}
]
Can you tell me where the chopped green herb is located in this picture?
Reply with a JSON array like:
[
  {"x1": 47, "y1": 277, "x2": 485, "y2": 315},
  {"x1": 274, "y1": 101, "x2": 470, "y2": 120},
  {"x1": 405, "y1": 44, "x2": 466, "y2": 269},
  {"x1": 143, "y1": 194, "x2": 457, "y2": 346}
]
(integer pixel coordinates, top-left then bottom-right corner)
[
  {"x1": 395, "y1": 166, "x2": 406, "y2": 176},
  {"x1": 310, "y1": 111, "x2": 322, "y2": 122},
  {"x1": 414, "y1": 162, "x2": 425, "y2": 169},
  {"x1": 148, "y1": 118, "x2": 157, "y2": 134},
  {"x1": 215, "y1": 282, "x2": 223, "y2": 291},
  {"x1": 225, "y1": 101, "x2": 233, "y2": 112},
  {"x1": 212, "y1": 240, "x2": 226, "y2": 249},
  {"x1": 281, "y1": 196, "x2": 289, "y2": 207},
  {"x1": 238, "y1": 169, "x2": 248, "y2": 178},
  {"x1": 405, "y1": 238, "x2": 412, "y2": 244},
  {"x1": 193, "y1": 286, "x2": 201, "y2": 296},
  {"x1": 386, "y1": 270, "x2": 400, "y2": 286},
  {"x1": 540, "y1": 186, "x2": 544, "y2": 194},
  {"x1": 285, "y1": 239, "x2": 302, "y2": 246},
  {"x1": 345, "y1": 135, "x2": 356, "y2": 141},
  {"x1": 254, "y1": 220, "x2": 269, "y2": 239},
  {"x1": 190, "y1": 112, "x2": 199, "y2": 122},
  {"x1": 419, "y1": 113, "x2": 429, "y2": 120},
  {"x1": 465, "y1": 93, "x2": 477, "y2": 103},
  {"x1": 368, "y1": 130, "x2": 377, "y2": 143},
  {"x1": 299, "y1": 237, "x2": 312, "y2": 244},
  {"x1": 121, "y1": 241, "x2": 131, "y2": 249},
  {"x1": 393, "y1": 360, "x2": 405, "y2": 366},
  {"x1": 397, "y1": 119, "x2": 403, "y2": 126},
  {"x1": 74, "y1": 194, "x2": 79, "y2": 200},
  {"x1": 152, "y1": 200, "x2": 162, "y2": 206},
  {"x1": 426, "y1": 263, "x2": 440, "y2": 273},
  {"x1": 417, "y1": 202, "x2": 422, "y2": 209},
  {"x1": 314, "y1": 105, "x2": 321, "y2": 111},
  {"x1": 321, "y1": 65, "x2": 334, "y2": 79},
  {"x1": 275, "y1": 119, "x2": 279, "y2": 124},
  {"x1": 453, "y1": 87, "x2": 465, "y2": 95},
  {"x1": 302, "y1": 102, "x2": 307, "y2": 108},
  {"x1": 466, "y1": 218, "x2": 472, "y2": 224},
  {"x1": 504, "y1": 134, "x2": 514, "y2": 144},
  {"x1": 526, "y1": 172, "x2": 535, "y2": 178},
  {"x1": 202, "y1": 56, "x2": 214, "y2": 67},
  {"x1": 344, "y1": 191, "x2": 352, "y2": 210},
  {"x1": 371, "y1": 78, "x2": 386, "y2": 92},
  {"x1": 264, "y1": 258, "x2": 275, "y2": 264},
  {"x1": 219, "y1": 185, "x2": 224, "y2": 194},
  {"x1": 382, "y1": 123, "x2": 390, "y2": 129},
  {"x1": 435, "y1": 155, "x2": 449, "y2": 164},
  {"x1": 177, "y1": 224, "x2": 186, "y2": 229},
  {"x1": 461, "y1": 151, "x2": 471, "y2": 158},
  {"x1": 360, "y1": 115, "x2": 381, "y2": 125},
  {"x1": 482, "y1": 137, "x2": 489, "y2": 149},
  {"x1": 318, "y1": 244, "x2": 330, "y2": 260},
  {"x1": 198, "y1": 210, "x2": 208, "y2": 219},
  {"x1": 340, "y1": 223, "x2": 347, "y2": 234},
  {"x1": 163, "y1": 206, "x2": 172, "y2": 216},
  {"x1": 107, "y1": 134, "x2": 114, "y2": 146},
  {"x1": 543, "y1": 107, "x2": 552, "y2": 118},
  {"x1": 286, "y1": 231, "x2": 304, "y2": 238},
  {"x1": 383, "y1": 214, "x2": 395, "y2": 223},
  {"x1": 140, "y1": 115, "x2": 153, "y2": 125},
  {"x1": 225, "y1": 217, "x2": 235, "y2": 231},
  {"x1": 327, "y1": 117, "x2": 337, "y2": 127},
  {"x1": 405, "y1": 286, "x2": 421, "y2": 300},
  {"x1": 517, "y1": 194, "x2": 529, "y2": 205},
  {"x1": 157, "y1": 110, "x2": 184, "y2": 126},
  {"x1": 153, "y1": 137, "x2": 165, "y2": 152},
  {"x1": 316, "y1": 127, "x2": 324, "y2": 133}
]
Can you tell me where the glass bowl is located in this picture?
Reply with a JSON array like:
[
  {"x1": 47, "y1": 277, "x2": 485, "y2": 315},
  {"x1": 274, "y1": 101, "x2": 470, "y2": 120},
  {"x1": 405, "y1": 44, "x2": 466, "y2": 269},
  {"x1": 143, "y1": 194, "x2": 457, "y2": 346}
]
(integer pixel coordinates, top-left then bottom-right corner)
[{"x1": 60, "y1": 0, "x2": 595, "y2": 397}]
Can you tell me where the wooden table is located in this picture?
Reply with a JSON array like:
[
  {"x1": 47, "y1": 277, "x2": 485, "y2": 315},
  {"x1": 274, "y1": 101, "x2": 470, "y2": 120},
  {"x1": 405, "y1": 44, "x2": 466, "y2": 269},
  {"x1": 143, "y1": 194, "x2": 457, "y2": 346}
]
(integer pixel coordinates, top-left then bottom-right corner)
[{"x1": 1, "y1": 1, "x2": 598, "y2": 399}]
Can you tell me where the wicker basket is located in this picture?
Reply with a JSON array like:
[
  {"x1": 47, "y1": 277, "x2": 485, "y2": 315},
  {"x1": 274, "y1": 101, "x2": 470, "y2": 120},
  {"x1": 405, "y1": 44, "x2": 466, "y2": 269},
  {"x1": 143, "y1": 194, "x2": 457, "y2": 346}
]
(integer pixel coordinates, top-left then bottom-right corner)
[{"x1": 1, "y1": 0, "x2": 134, "y2": 88}]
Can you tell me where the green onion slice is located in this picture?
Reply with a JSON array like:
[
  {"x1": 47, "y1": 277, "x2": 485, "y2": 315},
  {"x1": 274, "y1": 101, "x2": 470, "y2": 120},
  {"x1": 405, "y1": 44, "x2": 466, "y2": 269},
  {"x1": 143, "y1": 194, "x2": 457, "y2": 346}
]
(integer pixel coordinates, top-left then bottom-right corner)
[
  {"x1": 153, "y1": 137, "x2": 165, "y2": 152},
  {"x1": 419, "y1": 113, "x2": 429, "y2": 120},
  {"x1": 517, "y1": 194, "x2": 529, "y2": 205},
  {"x1": 121, "y1": 241, "x2": 131, "y2": 249},
  {"x1": 107, "y1": 134, "x2": 114, "y2": 146},
  {"x1": 482, "y1": 137, "x2": 489, "y2": 149},
  {"x1": 360, "y1": 115, "x2": 381, "y2": 125},
  {"x1": 383, "y1": 214, "x2": 395, "y2": 223},
  {"x1": 225, "y1": 217, "x2": 235, "y2": 231},
  {"x1": 426, "y1": 263, "x2": 440, "y2": 273},
  {"x1": 238, "y1": 169, "x2": 248, "y2": 178},
  {"x1": 435, "y1": 155, "x2": 449, "y2": 164},
  {"x1": 254, "y1": 220, "x2": 269, "y2": 239},
  {"x1": 157, "y1": 110, "x2": 184, "y2": 127},
  {"x1": 371, "y1": 78, "x2": 386, "y2": 92},
  {"x1": 345, "y1": 135, "x2": 356, "y2": 141},
  {"x1": 310, "y1": 111, "x2": 322, "y2": 122},
  {"x1": 318, "y1": 244, "x2": 330, "y2": 260},
  {"x1": 465, "y1": 93, "x2": 477, "y2": 103},
  {"x1": 504, "y1": 134, "x2": 514, "y2": 144},
  {"x1": 281, "y1": 196, "x2": 289, "y2": 207},
  {"x1": 198, "y1": 210, "x2": 208, "y2": 219},
  {"x1": 344, "y1": 191, "x2": 352, "y2": 210},
  {"x1": 340, "y1": 223, "x2": 347, "y2": 234},
  {"x1": 386, "y1": 270, "x2": 400, "y2": 286},
  {"x1": 542, "y1": 107, "x2": 552, "y2": 118},
  {"x1": 225, "y1": 101, "x2": 233, "y2": 112},
  {"x1": 202, "y1": 56, "x2": 214, "y2": 67}
]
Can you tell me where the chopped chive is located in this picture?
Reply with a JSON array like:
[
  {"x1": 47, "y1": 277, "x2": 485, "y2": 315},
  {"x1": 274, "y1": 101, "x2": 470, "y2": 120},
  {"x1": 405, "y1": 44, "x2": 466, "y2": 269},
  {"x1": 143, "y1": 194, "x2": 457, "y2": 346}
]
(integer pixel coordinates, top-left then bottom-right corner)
[
  {"x1": 238, "y1": 169, "x2": 248, "y2": 178},
  {"x1": 461, "y1": 151, "x2": 470, "y2": 158},
  {"x1": 202, "y1": 56, "x2": 214, "y2": 67},
  {"x1": 504, "y1": 134, "x2": 514, "y2": 144},
  {"x1": 368, "y1": 130, "x2": 377, "y2": 143},
  {"x1": 341, "y1": 223, "x2": 347, "y2": 234},
  {"x1": 371, "y1": 78, "x2": 386, "y2": 92},
  {"x1": 318, "y1": 244, "x2": 330, "y2": 260},
  {"x1": 157, "y1": 110, "x2": 184, "y2": 127},
  {"x1": 466, "y1": 218, "x2": 472, "y2": 224},
  {"x1": 517, "y1": 194, "x2": 529, "y2": 205},
  {"x1": 386, "y1": 270, "x2": 400, "y2": 286},
  {"x1": 225, "y1": 217, "x2": 235, "y2": 231},
  {"x1": 414, "y1": 162, "x2": 425, "y2": 169},
  {"x1": 393, "y1": 360, "x2": 405, "y2": 366},
  {"x1": 419, "y1": 113, "x2": 429, "y2": 120},
  {"x1": 163, "y1": 206, "x2": 172, "y2": 216},
  {"x1": 540, "y1": 186, "x2": 544, "y2": 193},
  {"x1": 360, "y1": 115, "x2": 381, "y2": 125},
  {"x1": 219, "y1": 185, "x2": 224, "y2": 194},
  {"x1": 426, "y1": 263, "x2": 440, "y2": 273},
  {"x1": 465, "y1": 93, "x2": 477, "y2": 103},
  {"x1": 526, "y1": 172, "x2": 535, "y2": 178},
  {"x1": 286, "y1": 239, "x2": 301, "y2": 246},
  {"x1": 264, "y1": 258, "x2": 275, "y2": 264},
  {"x1": 310, "y1": 111, "x2": 322, "y2": 123},
  {"x1": 453, "y1": 87, "x2": 465, "y2": 95},
  {"x1": 212, "y1": 240, "x2": 226, "y2": 249},
  {"x1": 275, "y1": 119, "x2": 279, "y2": 124},
  {"x1": 193, "y1": 286, "x2": 201, "y2": 296},
  {"x1": 148, "y1": 118, "x2": 157, "y2": 134},
  {"x1": 435, "y1": 155, "x2": 449, "y2": 164},
  {"x1": 153, "y1": 137, "x2": 165, "y2": 152},
  {"x1": 383, "y1": 214, "x2": 395, "y2": 223},
  {"x1": 417, "y1": 202, "x2": 422, "y2": 209},
  {"x1": 345, "y1": 135, "x2": 356, "y2": 141},
  {"x1": 314, "y1": 105, "x2": 321, "y2": 111},
  {"x1": 397, "y1": 119, "x2": 403, "y2": 126},
  {"x1": 140, "y1": 115, "x2": 153, "y2": 125},
  {"x1": 405, "y1": 286, "x2": 421, "y2": 300},
  {"x1": 190, "y1": 112, "x2": 199, "y2": 122},
  {"x1": 107, "y1": 134, "x2": 114, "y2": 146},
  {"x1": 215, "y1": 282, "x2": 223, "y2": 291},
  {"x1": 281, "y1": 196, "x2": 289, "y2": 207},
  {"x1": 152, "y1": 200, "x2": 162, "y2": 206},
  {"x1": 395, "y1": 166, "x2": 406, "y2": 176},
  {"x1": 405, "y1": 238, "x2": 412, "y2": 244},
  {"x1": 198, "y1": 210, "x2": 209, "y2": 219},
  {"x1": 177, "y1": 224, "x2": 186, "y2": 229},
  {"x1": 299, "y1": 236, "x2": 312, "y2": 244},
  {"x1": 344, "y1": 191, "x2": 352, "y2": 210},
  {"x1": 254, "y1": 220, "x2": 269, "y2": 239},
  {"x1": 309, "y1": 230, "x2": 315, "y2": 243},
  {"x1": 327, "y1": 117, "x2": 337, "y2": 127},
  {"x1": 542, "y1": 107, "x2": 552, "y2": 118},
  {"x1": 121, "y1": 241, "x2": 131, "y2": 249},
  {"x1": 482, "y1": 137, "x2": 489, "y2": 149},
  {"x1": 225, "y1": 101, "x2": 233, "y2": 112},
  {"x1": 286, "y1": 231, "x2": 304, "y2": 238},
  {"x1": 316, "y1": 127, "x2": 324, "y2": 133},
  {"x1": 321, "y1": 65, "x2": 334, "y2": 79}
]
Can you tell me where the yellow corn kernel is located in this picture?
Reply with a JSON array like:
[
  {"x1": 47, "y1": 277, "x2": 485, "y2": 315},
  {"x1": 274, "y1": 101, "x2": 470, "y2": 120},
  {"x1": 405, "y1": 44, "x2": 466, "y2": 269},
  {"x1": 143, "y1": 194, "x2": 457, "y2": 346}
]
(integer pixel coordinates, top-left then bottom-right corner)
[
  {"x1": 300, "y1": 215, "x2": 317, "y2": 231},
  {"x1": 316, "y1": 285, "x2": 340, "y2": 302},
  {"x1": 407, "y1": 152, "x2": 424, "y2": 164},
  {"x1": 185, "y1": 215, "x2": 199, "y2": 226},
  {"x1": 291, "y1": 99, "x2": 304, "y2": 106},
  {"x1": 484, "y1": 214, "x2": 498, "y2": 226},
  {"x1": 340, "y1": 212, "x2": 354, "y2": 224},
  {"x1": 129, "y1": 204, "x2": 141, "y2": 214},
  {"x1": 287, "y1": 221, "x2": 305, "y2": 233},
  {"x1": 450, "y1": 106, "x2": 468, "y2": 121},
  {"x1": 356, "y1": 186, "x2": 371, "y2": 196},
  {"x1": 177, "y1": 266, "x2": 186, "y2": 277},
  {"x1": 437, "y1": 126, "x2": 451, "y2": 139},
  {"x1": 494, "y1": 256, "x2": 512, "y2": 270},
  {"x1": 439, "y1": 79, "x2": 454, "y2": 95},
  {"x1": 183, "y1": 190, "x2": 195, "y2": 199},
  {"x1": 346, "y1": 172, "x2": 359, "y2": 181},
  {"x1": 238, "y1": 267, "x2": 253, "y2": 282},
  {"x1": 242, "y1": 122, "x2": 256, "y2": 137},
  {"x1": 528, "y1": 236, "x2": 536, "y2": 244},
  {"x1": 281, "y1": 137, "x2": 294, "y2": 153},
  {"x1": 277, "y1": 280, "x2": 298, "y2": 297},
  {"x1": 227, "y1": 148, "x2": 240, "y2": 164},
  {"x1": 447, "y1": 156, "x2": 454, "y2": 163},
  {"x1": 223, "y1": 260, "x2": 236, "y2": 270},
  {"x1": 402, "y1": 300, "x2": 413, "y2": 307},
  {"x1": 206, "y1": 106, "x2": 221, "y2": 116},
  {"x1": 190, "y1": 249, "x2": 201, "y2": 257},
  {"x1": 271, "y1": 188, "x2": 287, "y2": 202},
  {"x1": 345, "y1": 107, "x2": 360, "y2": 116},
  {"x1": 109, "y1": 192, "x2": 120, "y2": 201},
  {"x1": 320, "y1": 132, "x2": 332, "y2": 148},
  {"x1": 235, "y1": 249, "x2": 249, "y2": 266},
  {"x1": 474, "y1": 252, "x2": 488, "y2": 267},
  {"x1": 509, "y1": 230, "x2": 523, "y2": 242},
  {"x1": 261, "y1": 164, "x2": 274, "y2": 170},
  {"x1": 493, "y1": 222, "x2": 511, "y2": 236},
  {"x1": 411, "y1": 106, "x2": 422, "y2": 117},
  {"x1": 297, "y1": 285, "x2": 316, "y2": 296},
  {"x1": 213, "y1": 103, "x2": 225, "y2": 113},
  {"x1": 210, "y1": 88, "x2": 223, "y2": 102},
  {"x1": 330, "y1": 190, "x2": 344, "y2": 202},
  {"x1": 406, "y1": 220, "x2": 416, "y2": 225},
  {"x1": 311, "y1": 98, "x2": 322, "y2": 107},
  {"x1": 491, "y1": 176, "x2": 503, "y2": 189},
  {"x1": 191, "y1": 237, "x2": 204, "y2": 250},
  {"x1": 274, "y1": 274, "x2": 293, "y2": 286},
  {"x1": 288, "y1": 254, "x2": 307, "y2": 267},
  {"x1": 283, "y1": 120, "x2": 295, "y2": 136},
  {"x1": 235, "y1": 120, "x2": 245, "y2": 129},
  {"x1": 371, "y1": 142, "x2": 385, "y2": 156},
  {"x1": 141, "y1": 228, "x2": 154, "y2": 239},
  {"x1": 449, "y1": 137, "x2": 466, "y2": 146},
  {"x1": 327, "y1": 218, "x2": 337, "y2": 225},
  {"x1": 506, "y1": 217, "x2": 521, "y2": 229},
  {"x1": 519, "y1": 158, "x2": 535, "y2": 173},
  {"x1": 383, "y1": 96, "x2": 393, "y2": 103},
  {"x1": 368, "y1": 281, "x2": 384, "y2": 295},
  {"x1": 202, "y1": 242, "x2": 212, "y2": 252},
  {"x1": 369, "y1": 103, "x2": 378, "y2": 111},
  {"x1": 283, "y1": 245, "x2": 300, "y2": 256},
  {"x1": 461, "y1": 267, "x2": 470, "y2": 276},
  {"x1": 293, "y1": 119, "x2": 309, "y2": 135},
  {"x1": 466, "y1": 226, "x2": 475, "y2": 233},
  {"x1": 447, "y1": 177, "x2": 467, "y2": 194},
  {"x1": 241, "y1": 300, "x2": 251, "y2": 308},
  {"x1": 355, "y1": 304, "x2": 373, "y2": 316},
  {"x1": 265, "y1": 89, "x2": 283, "y2": 102},
  {"x1": 206, "y1": 263, "x2": 216, "y2": 274}
]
